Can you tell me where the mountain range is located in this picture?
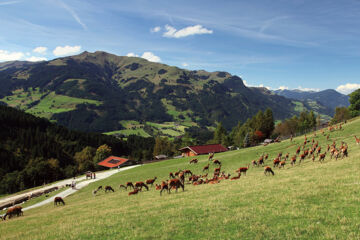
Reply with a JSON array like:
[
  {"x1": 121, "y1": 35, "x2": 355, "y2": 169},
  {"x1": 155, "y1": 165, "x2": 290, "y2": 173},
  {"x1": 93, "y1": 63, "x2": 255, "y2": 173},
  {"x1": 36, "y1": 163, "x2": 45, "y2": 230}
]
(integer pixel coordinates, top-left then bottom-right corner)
[
  {"x1": 0, "y1": 51, "x2": 347, "y2": 135},
  {"x1": 273, "y1": 89, "x2": 349, "y2": 116}
]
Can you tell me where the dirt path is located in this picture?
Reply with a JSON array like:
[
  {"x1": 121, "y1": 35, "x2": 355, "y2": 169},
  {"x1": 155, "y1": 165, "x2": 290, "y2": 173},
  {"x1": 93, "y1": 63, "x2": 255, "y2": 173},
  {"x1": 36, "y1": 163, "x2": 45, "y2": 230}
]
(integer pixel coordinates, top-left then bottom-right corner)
[{"x1": 0, "y1": 165, "x2": 140, "y2": 214}]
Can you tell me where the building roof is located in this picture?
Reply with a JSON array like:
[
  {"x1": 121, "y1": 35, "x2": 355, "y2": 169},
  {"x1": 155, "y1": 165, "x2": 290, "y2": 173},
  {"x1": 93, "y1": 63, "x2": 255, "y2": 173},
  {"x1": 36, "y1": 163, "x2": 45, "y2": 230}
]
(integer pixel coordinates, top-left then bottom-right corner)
[
  {"x1": 179, "y1": 144, "x2": 228, "y2": 155},
  {"x1": 98, "y1": 156, "x2": 129, "y2": 168}
]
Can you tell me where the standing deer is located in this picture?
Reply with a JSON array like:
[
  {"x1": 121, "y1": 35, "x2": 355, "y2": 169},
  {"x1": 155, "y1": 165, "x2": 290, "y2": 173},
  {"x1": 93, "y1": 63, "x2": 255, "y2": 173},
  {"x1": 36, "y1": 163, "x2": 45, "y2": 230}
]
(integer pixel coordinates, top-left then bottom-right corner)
[{"x1": 145, "y1": 177, "x2": 157, "y2": 187}]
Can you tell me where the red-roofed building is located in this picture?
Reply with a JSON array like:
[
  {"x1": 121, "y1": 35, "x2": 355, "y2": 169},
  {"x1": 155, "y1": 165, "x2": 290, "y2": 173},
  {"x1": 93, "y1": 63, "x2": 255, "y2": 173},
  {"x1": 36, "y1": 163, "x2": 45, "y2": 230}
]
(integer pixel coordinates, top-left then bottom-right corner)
[
  {"x1": 98, "y1": 156, "x2": 129, "y2": 168},
  {"x1": 179, "y1": 144, "x2": 228, "y2": 157}
]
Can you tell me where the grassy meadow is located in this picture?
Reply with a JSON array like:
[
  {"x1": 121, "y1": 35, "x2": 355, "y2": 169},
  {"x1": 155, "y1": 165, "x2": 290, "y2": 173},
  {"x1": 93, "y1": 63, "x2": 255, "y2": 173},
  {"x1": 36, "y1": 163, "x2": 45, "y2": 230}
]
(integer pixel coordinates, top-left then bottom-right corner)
[{"x1": 1, "y1": 118, "x2": 360, "y2": 239}]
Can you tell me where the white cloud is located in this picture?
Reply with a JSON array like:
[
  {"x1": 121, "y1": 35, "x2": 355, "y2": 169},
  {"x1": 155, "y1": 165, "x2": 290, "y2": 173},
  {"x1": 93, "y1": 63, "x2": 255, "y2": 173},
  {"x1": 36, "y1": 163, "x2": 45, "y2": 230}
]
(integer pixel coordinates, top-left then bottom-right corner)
[
  {"x1": 126, "y1": 52, "x2": 139, "y2": 57},
  {"x1": 141, "y1": 52, "x2": 161, "y2": 62},
  {"x1": 243, "y1": 80, "x2": 271, "y2": 90},
  {"x1": 26, "y1": 56, "x2": 47, "y2": 62},
  {"x1": 53, "y1": 45, "x2": 81, "y2": 56},
  {"x1": 33, "y1": 46, "x2": 47, "y2": 54},
  {"x1": 181, "y1": 62, "x2": 189, "y2": 67},
  {"x1": 163, "y1": 24, "x2": 213, "y2": 38},
  {"x1": 0, "y1": 50, "x2": 24, "y2": 61},
  {"x1": 278, "y1": 86, "x2": 289, "y2": 90},
  {"x1": 297, "y1": 86, "x2": 320, "y2": 92},
  {"x1": 336, "y1": 83, "x2": 360, "y2": 95},
  {"x1": 150, "y1": 26, "x2": 161, "y2": 33}
]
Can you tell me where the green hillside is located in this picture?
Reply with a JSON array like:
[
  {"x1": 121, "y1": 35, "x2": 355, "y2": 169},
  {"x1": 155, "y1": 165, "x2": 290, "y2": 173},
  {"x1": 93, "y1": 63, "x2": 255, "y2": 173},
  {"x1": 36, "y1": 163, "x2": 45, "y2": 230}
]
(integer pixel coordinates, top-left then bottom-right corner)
[
  {"x1": 1, "y1": 117, "x2": 359, "y2": 239},
  {"x1": 0, "y1": 51, "x2": 300, "y2": 133}
]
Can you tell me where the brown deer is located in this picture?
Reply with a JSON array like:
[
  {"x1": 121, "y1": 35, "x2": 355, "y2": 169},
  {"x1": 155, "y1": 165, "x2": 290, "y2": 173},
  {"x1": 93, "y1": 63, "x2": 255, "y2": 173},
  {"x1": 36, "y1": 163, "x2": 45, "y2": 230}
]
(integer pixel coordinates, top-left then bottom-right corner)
[
  {"x1": 128, "y1": 188, "x2": 140, "y2": 196},
  {"x1": 299, "y1": 153, "x2": 306, "y2": 164},
  {"x1": 236, "y1": 164, "x2": 250, "y2": 176},
  {"x1": 169, "y1": 172, "x2": 176, "y2": 179},
  {"x1": 355, "y1": 136, "x2": 360, "y2": 145},
  {"x1": 290, "y1": 155, "x2": 297, "y2": 166},
  {"x1": 119, "y1": 184, "x2": 127, "y2": 190},
  {"x1": 264, "y1": 166, "x2": 275, "y2": 176},
  {"x1": 296, "y1": 146, "x2": 301, "y2": 155},
  {"x1": 126, "y1": 182, "x2": 134, "y2": 190},
  {"x1": 341, "y1": 145, "x2": 348, "y2": 158},
  {"x1": 230, "y1": 172, "x2": 241, "y2": 180},
  {"x1": 54, "y1": 197, "x2": 65, "y2": 206},
  {"x1": 319, "y1": 152, "x2": 326, "y2": 163},
  {"x1": 252, "y1": 160, "x2": 258, "y2": 167},
  {"x1": 203, "y1": 164, "x2": 210, "y2": 172},
  {"x1": 145, "y1": 177, "x2": 157, "y2": 187},
  {"x1": 189, "y1": 158, "x2": 198, "y2": 164},
  {"x1": 279, "y1": 161, "x2": 286, "y2": 168},
  {"x1": 105, "y1": 186, "x2": 115, "y2": 193},
  {"x1": 160, "y1": 181, "x2": 169, "y2": 196},
  {"x1": 168, "y1": 179, "x2": 184, "y2": 193},
  {"x1": 135, "y1": 182, "x2": 149, "y2": 191},
  {"x1": 213, "y1": 159, "x2": 221, "y2": 166},
  {"x1": 273, "y1": 158, "x2": 281, "y2": 167},
  {"x1": 3, "y1": 206, "x2": 23, "y2": 220},
  {"x1": 208, "y1": 152, "x2": 215, "y2": 161},
  {"x1": 183, "y1": 169, "x2": 193, "y2": 177}
]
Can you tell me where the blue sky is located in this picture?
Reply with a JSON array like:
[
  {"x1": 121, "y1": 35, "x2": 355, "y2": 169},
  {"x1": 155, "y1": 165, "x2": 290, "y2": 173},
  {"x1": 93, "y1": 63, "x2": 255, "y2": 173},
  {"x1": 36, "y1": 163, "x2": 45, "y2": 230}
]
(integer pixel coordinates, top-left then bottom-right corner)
[{"x1": 1, "y1": 0, "x2": 360, "y2": 94}]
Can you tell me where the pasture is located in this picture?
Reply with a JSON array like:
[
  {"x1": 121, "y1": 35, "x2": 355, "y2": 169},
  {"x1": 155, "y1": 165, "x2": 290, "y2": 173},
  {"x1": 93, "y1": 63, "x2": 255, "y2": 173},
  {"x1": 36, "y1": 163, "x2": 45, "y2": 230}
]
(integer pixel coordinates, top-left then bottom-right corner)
[{"x1": 1, "y1": 117, "x2": 360, "y2": 239}]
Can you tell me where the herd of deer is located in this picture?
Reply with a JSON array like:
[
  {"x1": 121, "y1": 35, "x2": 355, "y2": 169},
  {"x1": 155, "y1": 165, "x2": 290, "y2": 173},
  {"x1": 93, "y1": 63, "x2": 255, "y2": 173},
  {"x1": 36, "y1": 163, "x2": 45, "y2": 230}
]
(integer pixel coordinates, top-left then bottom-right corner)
[{"x1": 2, "y1": 123, "x2": 357, "y2": 221}]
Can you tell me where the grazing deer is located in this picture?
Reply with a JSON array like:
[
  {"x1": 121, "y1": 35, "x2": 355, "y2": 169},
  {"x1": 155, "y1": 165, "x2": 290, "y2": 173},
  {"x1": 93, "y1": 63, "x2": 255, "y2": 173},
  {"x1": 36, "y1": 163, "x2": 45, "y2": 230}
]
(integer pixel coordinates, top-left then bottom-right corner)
[
  {"x1": 128, "y1": 188, "x2": 140, "y2": 196},
  {"x1": 169, "y1": 172, "x2": 176, "y2": 179},
  {"x1": 236, "y1": 164, "x2": 250, "y2": 176},
  {"x1": 135, "y1": 182, "x2": 149, "y2": 191},
  {"x1": 319, "y1": 152, "x2": 326, "y2": 163},
  {"x1": 168, "y1": 179, "x2": 184, "y2": 193},
  {"x1": 3, "y1": 206, "x2": 23, "y2": 220},
  {"x1": 252, "y1": 160, "x2": 258, "y2": 167},
  {"x1": 230, "y1": 172, "x2": 241, "y2": 180},
  {"x1": 285, "y1": 153, "x2": 289, "y2": 160},
  {"x1": 54, "y1": 197, "x2": 65, "y2": 206},
  {"x1": 296, "y1": 146, "x2": 301, "y2": 155},
  {"x1": 126, "y1": 182, "x2": 134, "y2": 190},
  {"x1": 265, "y1": 153, "x2": 269, "y2": 160},
  {"x1": 105, "y1": 186, "x2": 115, "y2": 193},
  {"x1": 145, "y1": 177, "x2": 157, "y2": 187},
  {"x1": 119, "y1": 184, "x2": 127, "y2": 190},
  {"x1": 355, "y1": 136, "x2": 360, "y2": 145},
  {"x1": 203, "y1": 164, "x2": 210, "y2": 172},
  {"x1": 155, "y1": 184, "x2": 161, "y2": 190},
  {"x1": 213, "y1": 159, "x2": 221, "y2": 166},
  {"x1": 264, "y1": 166, "x2": 275, "y2": 176},
  {"x1": 189, "y1": 158, "x2": 198, "y2": 164},
  {"x1": 183, "y1": 169, "x2": 193, "y2": 177}
]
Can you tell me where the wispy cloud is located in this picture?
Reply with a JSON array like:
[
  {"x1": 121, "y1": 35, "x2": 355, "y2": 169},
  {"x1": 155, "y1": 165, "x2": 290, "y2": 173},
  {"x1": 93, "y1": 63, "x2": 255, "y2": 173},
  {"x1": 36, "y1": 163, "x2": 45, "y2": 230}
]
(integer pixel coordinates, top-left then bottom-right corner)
[
  {"x1": 163, "y1": 25, "x2": 213, "y2": 38},
  {"x1": 0, "y1": 1, "x2": 21, "y2": 6},
  {"x1": 150, "y1": 26, "x2": 161, "y2": 33},
  {"x1": 33, "y1": 46, "x2": 47, "y2": 54},
  {"x1": 57, "y1": 0, "x2": 87, "y2": 30}
]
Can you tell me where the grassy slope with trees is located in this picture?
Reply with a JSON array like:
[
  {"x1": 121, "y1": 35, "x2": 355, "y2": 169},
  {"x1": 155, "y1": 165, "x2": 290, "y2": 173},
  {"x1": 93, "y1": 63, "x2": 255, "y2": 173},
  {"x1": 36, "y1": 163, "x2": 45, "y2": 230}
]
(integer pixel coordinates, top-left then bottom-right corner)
[
  {"x1": 0, "y1": 51, "x2": 318, "y2": 134},
  {"x1": 0, "y1": 116, "x2": 359, "y2": 239}
]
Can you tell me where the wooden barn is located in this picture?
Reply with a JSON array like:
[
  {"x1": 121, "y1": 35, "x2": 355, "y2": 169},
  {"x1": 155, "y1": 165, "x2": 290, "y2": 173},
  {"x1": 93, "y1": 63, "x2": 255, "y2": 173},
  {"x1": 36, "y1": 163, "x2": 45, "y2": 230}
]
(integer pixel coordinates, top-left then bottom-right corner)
[{"x1": 179, "y1": 144, "x2": 228, "y2": 157}]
